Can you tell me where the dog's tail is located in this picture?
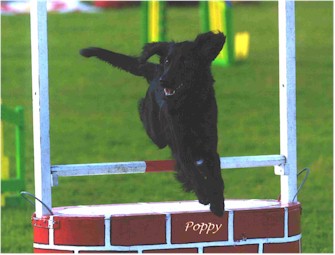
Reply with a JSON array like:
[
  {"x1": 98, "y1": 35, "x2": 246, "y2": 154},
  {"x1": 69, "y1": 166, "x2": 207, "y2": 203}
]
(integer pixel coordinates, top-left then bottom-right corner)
[{"x1": 80, "y1": 47, "x2": 156, "y2": 79}]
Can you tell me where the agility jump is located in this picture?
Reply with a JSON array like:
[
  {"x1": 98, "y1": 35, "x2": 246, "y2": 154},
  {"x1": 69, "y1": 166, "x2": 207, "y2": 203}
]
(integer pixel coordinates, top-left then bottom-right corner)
[{"x1": 30, "y1": 0, "x2": 301, "y2": 253}]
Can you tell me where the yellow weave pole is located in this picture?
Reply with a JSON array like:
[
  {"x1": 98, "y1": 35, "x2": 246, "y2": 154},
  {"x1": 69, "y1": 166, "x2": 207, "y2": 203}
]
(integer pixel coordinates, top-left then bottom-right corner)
[
  {"x1": 1, "y1": 120, "x2": 10, "y2": 206},
  {"x1": 208, "y1": 1, "x2": 229, "y2": 65},
  {"x1": 234, "y1": 32, "x2": 250, "y2": 60},
  {"x1": 149, "y1": 0, "x2": 160, "y2": 42}
]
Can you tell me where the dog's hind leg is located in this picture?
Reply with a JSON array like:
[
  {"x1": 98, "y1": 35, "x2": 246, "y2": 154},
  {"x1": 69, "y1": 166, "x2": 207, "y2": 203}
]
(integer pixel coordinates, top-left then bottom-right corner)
[
  {"x1": 205, "y1": 157, "x2": 225, "y2": 217},
  {"x1": 174, "y1": 160, "x2": 210, "y2": 205},
  {"x1": 175, "y1": 162, "x2": 194, "y2": 193},
  {"x1": 192, "y1": 156, "x2": 224, "y2": 216}
]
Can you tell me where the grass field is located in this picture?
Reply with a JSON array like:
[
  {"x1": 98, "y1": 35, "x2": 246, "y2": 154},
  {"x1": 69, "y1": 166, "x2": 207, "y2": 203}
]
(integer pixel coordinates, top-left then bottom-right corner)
[{"x1": 1, "y1": 1, "x2": 333, "y2": 253}]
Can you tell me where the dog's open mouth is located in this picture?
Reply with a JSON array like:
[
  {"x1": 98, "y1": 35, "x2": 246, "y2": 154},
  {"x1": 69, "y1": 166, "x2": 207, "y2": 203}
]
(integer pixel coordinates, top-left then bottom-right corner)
[
  {"x1": 164, "y1": 88, "x2": 176, "y2": 96},
  {"x1": 163, "y1": 83, "x2": 183, "y2": 97}
]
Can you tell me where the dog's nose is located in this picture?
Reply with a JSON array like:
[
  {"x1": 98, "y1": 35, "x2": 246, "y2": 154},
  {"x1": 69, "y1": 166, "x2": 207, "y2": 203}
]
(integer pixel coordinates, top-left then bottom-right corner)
[{"x1": 159, "y1": 77, "x2": 168, "y2": 87}]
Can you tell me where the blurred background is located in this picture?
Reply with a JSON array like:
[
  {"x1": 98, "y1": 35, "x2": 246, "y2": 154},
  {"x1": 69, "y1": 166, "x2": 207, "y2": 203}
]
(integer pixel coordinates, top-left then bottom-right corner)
[{"x1": 1, "y1": 1, "x2": 332, "y2": 253}]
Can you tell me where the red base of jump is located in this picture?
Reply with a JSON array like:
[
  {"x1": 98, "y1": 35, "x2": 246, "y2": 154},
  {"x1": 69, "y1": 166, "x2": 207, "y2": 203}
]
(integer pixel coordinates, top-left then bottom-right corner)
[{"x1": 32, "y1": 199, "x2": 301, "y2": 253}]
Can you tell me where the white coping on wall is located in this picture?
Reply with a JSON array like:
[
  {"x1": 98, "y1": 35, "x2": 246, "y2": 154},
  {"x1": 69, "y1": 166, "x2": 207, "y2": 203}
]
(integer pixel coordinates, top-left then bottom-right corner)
[{"x1": 52, "y1": 199, "x2": 293, "y2": 217}]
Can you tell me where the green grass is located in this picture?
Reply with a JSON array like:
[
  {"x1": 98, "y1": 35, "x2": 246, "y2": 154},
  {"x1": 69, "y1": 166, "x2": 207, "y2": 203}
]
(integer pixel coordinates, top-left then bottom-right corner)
[{"x1": 1, "y1": 2, "x2": 332, "y2": 253}]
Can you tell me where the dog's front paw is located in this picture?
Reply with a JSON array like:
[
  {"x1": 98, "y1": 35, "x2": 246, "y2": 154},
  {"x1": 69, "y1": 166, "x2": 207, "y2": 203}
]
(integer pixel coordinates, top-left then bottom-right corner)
[
  {"x1": 210, "y1": 201, "x2": 225, "y2": 217},
  {"x1": 80, "y1": 47, "x2": 99, "y2": 58},
  {"x1": 199, "y1": 199, "x2": 210, "y2": 206}
]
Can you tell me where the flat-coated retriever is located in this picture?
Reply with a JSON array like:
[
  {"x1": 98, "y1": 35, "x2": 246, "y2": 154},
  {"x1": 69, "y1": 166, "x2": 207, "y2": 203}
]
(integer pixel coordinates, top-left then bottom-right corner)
[{"x1": 80, "y1": 31, "x2": 226, "y2": 216}]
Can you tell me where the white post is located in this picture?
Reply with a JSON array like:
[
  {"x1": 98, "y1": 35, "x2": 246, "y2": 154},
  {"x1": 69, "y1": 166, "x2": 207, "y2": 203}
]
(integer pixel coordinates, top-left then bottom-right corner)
[
  {"x1": 31, "y1": 0, "x2": 52, "y2": 217},
  {"x1": 278, "y1": 0, "x2": 297, "y2": 203}
]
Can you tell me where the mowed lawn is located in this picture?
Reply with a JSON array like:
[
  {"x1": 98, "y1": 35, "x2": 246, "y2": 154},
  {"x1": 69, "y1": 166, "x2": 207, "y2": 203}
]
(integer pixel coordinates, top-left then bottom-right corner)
[{"x1": 1, "y1": 2, "x2": 332, "y2": 253}]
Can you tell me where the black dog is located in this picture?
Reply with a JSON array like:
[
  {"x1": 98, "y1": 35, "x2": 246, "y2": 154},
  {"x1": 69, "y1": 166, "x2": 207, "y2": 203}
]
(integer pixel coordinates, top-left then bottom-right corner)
[{"x1": 80, "y1": 31, "x2": 226, "y2": 216}]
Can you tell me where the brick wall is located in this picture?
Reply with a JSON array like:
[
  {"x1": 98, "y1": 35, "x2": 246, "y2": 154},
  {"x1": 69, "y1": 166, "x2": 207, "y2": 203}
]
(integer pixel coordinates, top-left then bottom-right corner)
[{"x1": 32, "y1": 200, "x2": 301, "y2": 253}]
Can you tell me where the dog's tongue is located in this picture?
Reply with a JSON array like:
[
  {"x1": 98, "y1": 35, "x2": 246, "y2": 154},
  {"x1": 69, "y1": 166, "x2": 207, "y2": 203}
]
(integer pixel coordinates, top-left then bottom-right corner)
[{"x1": 164, "y1": 88, "x2": 176, "y2": 96}]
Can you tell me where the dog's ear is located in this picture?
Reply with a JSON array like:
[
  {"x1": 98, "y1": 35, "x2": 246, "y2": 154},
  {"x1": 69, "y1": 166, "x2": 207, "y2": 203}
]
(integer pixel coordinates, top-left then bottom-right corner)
[
  {"x1": 194, "y1": 31, "x2": 226, "y2": 62},
  {"x1": 139, "y1": 42, "x2": 170, "y2": 64}
]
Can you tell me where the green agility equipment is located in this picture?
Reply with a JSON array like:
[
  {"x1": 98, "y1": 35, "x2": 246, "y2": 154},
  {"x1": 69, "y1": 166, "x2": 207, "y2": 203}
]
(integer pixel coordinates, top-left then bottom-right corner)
[{"x1": 1, "y1": 104, "x2": 26, "y2": 207}]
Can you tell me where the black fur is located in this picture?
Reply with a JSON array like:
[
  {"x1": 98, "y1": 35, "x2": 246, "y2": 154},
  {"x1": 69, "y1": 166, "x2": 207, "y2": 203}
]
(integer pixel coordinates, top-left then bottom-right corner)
[{"x1": 80, "y1": 31, "x2": 226, "y2": 216}]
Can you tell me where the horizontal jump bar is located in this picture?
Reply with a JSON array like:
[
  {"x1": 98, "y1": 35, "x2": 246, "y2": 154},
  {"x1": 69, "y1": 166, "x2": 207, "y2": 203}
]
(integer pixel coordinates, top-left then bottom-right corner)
[{"x1": 51, "y1": 155, "x2": 286, "y2": 177}]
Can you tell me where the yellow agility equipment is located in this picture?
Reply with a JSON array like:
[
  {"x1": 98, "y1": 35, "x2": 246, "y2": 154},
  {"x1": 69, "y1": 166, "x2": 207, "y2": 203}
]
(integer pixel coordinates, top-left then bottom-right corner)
[
  {"x1": 235, "y1": 32, "x2": 250, "y2": 61},
  {"x1": 1, "y1": 120, "x2": 10, "y2": 206},
  {"x1": 208, "y1": 1, "x2": 230, "y2": 66},
  {"x1": 142, "y1": 0, "x2": 166, "y2": 44},
  {"x1": 201, "y1": 1, "x2": 250, "y2": 66},
  {"x1": 149, "y1": 0, "x2": 159, "y2": 42},
  {"x1": 142, "y1": 1, "x2": 250, "y2": 66}
]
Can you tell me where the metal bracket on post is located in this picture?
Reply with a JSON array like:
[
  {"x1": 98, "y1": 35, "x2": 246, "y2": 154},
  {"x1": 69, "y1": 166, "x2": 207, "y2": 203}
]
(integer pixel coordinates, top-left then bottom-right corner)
[
  {"x1": 31, "y1": 217, "x2": 59, "y2": 229},
  {"x1": 274, "y1": 164, "x2": 288, "y2": 176},
  {"x1": 51, "y1": 174, "x2": 59, "y2": 187}
]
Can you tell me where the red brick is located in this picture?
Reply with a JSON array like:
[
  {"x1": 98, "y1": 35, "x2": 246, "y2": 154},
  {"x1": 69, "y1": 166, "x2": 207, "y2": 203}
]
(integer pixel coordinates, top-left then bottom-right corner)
[
  {"x1": 79, "y1": 251, "x2": 136, "y2": 253},
  {"x1": 33, "y1": 226, "x2": 49, "y2": 244},
  {"x1": 204, "y1": 244, "x2": 259, "y2": 253},
  {"x1": 288, "y1": 204, "x2": 301, "y2": 236},
  {"x1": 144, "y1": 248, "x2": 198, "y2": 253},
  {"x1": 34, "y1": 248, "x2": 73, "y2": 253},
  {"x1": 111, "y1": 214, "x2": 166, "y2": 245},
  {"x1": 263, "y1": 240, "x2": 300, "y2": 253},
  {"x1": 171, "y1": 212, "x2": 228, "y2": 244},
  {"x1": 54, "y1": 216, "x2": 105, "y2": 246},
  {"x1": 32, "y1": 215, "x2": 50, "y2": 244},
  {"x1": 234, "y1": 208, "x2": 284, "y2": 241}
]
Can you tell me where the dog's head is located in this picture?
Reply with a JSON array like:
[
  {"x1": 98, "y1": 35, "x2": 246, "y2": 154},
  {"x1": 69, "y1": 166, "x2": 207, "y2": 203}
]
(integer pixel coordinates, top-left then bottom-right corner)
[{"x1": 139, "y1": 31, "x2": 226, "y2": 97}]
